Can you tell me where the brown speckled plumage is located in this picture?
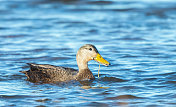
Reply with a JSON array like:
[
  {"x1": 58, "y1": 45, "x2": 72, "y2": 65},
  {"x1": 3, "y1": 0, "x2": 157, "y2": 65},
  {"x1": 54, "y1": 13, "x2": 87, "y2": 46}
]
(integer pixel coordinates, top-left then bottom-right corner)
[
  {"x1": 20, "y1": 63, "x2": 79, "y2": 82},
  {"x1": 20, "y1": 44, "x2": 110, "y2": 83}
]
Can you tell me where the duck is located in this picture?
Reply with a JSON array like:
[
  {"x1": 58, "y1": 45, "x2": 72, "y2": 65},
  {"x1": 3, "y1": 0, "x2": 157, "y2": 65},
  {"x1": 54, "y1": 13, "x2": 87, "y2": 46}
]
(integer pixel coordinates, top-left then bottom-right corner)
[{"x1": 20, "y1": 44, "x2": 110, "y2": 83}]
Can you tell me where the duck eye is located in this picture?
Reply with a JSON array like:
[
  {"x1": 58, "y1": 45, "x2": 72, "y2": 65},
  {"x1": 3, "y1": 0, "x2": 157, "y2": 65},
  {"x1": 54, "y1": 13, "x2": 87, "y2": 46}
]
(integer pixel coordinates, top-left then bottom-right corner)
[{"x1": 89, "y1": 48, "x2": 92, "y2": 51}]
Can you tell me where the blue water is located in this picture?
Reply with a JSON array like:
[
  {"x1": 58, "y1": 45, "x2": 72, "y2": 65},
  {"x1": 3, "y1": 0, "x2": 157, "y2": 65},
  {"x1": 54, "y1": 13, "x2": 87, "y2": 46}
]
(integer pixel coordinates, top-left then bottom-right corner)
[{"x1": 1, "y1": 0, "x2": 176, "y2": 106}]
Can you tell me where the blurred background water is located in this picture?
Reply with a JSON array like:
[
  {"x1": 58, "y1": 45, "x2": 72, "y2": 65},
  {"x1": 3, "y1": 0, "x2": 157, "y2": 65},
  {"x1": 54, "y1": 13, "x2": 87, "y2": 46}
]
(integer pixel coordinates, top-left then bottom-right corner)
[{"x1": 0, "y1": 0, "x2": 176, "y2": 106}]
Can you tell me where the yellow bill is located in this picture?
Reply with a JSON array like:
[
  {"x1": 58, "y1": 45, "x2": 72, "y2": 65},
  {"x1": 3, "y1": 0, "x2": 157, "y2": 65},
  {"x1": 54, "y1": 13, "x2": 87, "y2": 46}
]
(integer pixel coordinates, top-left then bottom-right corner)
[{"x1": 94, "y1": 53, "x2": 110, "y2": 66}]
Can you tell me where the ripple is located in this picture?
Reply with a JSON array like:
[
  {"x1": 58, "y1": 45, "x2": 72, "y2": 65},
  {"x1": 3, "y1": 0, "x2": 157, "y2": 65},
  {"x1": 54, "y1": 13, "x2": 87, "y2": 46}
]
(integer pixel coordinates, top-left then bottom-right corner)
[
  {"x1": 35, "y1": 98, "x2": 51, "y2": 102},
  {"x1": 87, "y1": 1, "x2": 114, "y2": 5},
  {"x1": 87, "y1": 102, "x2": 109, "y2": 107},
  {"x1": 105, "y1": 95, "x2": 144, "y2": 100},
  {"x1": 166, "y1": 81, "x2": 176, "y2": 84},
  {"x1": 0, "y1": 35, "x2": 26, "y2": 38},
  {"x1": 1, "y1": 0, "x2": 176, "y2": 106},
  {"x1": 101, "y1": 77, "x2": 127, "y2": 82},
  {"x1": 0, "y1": 95, "x2": 34, "y2": 99}
]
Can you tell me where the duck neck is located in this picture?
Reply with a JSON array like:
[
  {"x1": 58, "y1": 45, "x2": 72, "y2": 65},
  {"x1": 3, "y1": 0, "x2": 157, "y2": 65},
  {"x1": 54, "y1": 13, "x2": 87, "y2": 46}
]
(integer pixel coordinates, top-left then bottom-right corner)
[
  {"x1": 76, "y1": 54, "x2": 89, "y2": 71},
  {"x1": 75, "y1": 51, "x2": 95, "y2": 80}
]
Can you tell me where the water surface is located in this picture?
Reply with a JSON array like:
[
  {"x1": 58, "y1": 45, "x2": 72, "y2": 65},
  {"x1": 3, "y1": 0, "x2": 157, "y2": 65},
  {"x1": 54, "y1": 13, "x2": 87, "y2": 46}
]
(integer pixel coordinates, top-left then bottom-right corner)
[{"x1": 1, "y1": 0, "x2": 176, "y2": 106}]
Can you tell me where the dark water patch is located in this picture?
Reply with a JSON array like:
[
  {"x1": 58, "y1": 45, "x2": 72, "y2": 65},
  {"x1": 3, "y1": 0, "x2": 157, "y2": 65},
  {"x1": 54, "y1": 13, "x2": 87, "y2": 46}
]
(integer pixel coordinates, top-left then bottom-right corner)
[
  {"x1": 149, "y1": 85, "x2": 167, "y2": 89},
  {"x1": 146, "y1": 7, "x2": 176, "y2": 18},
  {"x1": 0, "y1": 27, "x2": 9, "y2": 30},
  {"x1": 87, "y1": 1, "x2": 114, "y2": 5},
  {"x1": 101, "y1": 77, "x2": 127, "y2": 82},
  {"x1": 31, "y1": 48, "x2": 53, "y2": 53},
  {"x1": 120, "y1": 54, "x2": 139, "y2": 58},
  {"x1": 118, "y1": 68, "x2": 132, "y2": 71},
  {"x1": 97, "y1": 91, "x2": 111, "y2": 95},
  {"x1": 69, "y1": 8, "x2": 137, "y2": 12},
  {"x1": 0, "y1": 77, "x2": 7, "y2": 81},
  {"x1": 142, "y1": 77, "x2": 158, "y2": 81},
  {"x1": 166, "y1": 81, "x2": 176, "y2": 85},
  {"x1": 0, "y1": 34, "x2": 26, "y2": 38},
  {"x1": 119, "y1": 36, "x2": 146, "y2": 41},
  {"x1": 36, "y1": 105, "x2": 47, "y2": 107},
  {"x1": 133, "y1": 70, "x2": 147, "y2": 73},
  {"x1": 0, "y1": 95, "x2": 37, "y2": 99},
  {"x1": 55, "y1": 20, "x2": 87, "y2": 24},
  {"x1": 166, "y1": 103, "x2": 176, "y2": 105},
  {"x1": 87, "y1": 29, "x2": 99, "y2": 34},
  {"x1": 87, "y1": 102, "x2": 109, "y2": 107},
  {"x1": 105, "y1": 95, "x2": 144, "y2": 100}
]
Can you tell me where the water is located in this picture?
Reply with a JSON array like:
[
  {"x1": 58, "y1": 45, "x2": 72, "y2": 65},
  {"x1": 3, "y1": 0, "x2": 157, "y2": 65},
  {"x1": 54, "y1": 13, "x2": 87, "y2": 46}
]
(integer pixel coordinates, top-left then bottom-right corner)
[{"x1": 0, "y1": 0, "x2": 176, "y2": 106}]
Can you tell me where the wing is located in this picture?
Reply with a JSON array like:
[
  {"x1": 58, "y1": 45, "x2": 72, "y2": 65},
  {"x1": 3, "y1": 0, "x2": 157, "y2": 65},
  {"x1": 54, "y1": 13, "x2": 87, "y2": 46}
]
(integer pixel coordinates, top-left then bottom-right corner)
[{"x1": 26, "y1": 63, "x2": 78, "y2": 82}]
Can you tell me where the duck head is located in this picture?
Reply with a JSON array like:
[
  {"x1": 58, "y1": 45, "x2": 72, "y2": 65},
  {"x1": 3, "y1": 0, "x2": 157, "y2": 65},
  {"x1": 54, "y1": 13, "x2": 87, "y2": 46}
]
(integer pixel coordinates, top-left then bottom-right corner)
[{"x1": 76, "y1": 44, "x2": 110, "y2": 70}]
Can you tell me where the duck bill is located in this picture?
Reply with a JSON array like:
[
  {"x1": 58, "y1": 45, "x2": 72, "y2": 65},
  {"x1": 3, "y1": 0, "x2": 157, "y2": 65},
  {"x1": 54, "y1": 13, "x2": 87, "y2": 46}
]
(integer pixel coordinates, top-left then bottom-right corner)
[{"x1": 94, "y1": 53, "x2": 110, "y2": 66}]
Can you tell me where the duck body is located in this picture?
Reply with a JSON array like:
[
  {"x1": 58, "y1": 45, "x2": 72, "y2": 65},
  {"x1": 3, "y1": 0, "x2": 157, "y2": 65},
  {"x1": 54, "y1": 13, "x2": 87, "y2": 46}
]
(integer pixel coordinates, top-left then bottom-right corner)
[
  {"x1": 20, "y1": 44, "x2": 110, "y2": 83},
  {"x1": 21, "y1": 63, "x2": 94, "y2": 83}
]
